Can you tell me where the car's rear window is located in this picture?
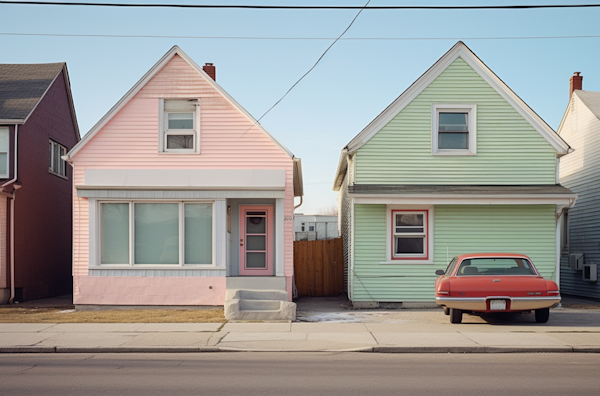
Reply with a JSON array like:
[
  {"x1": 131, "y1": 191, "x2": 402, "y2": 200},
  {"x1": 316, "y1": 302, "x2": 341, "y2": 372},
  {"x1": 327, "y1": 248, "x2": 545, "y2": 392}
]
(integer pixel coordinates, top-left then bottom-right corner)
[{"x1": 456, "y1": 258, "x2": 537, "y2": 276}]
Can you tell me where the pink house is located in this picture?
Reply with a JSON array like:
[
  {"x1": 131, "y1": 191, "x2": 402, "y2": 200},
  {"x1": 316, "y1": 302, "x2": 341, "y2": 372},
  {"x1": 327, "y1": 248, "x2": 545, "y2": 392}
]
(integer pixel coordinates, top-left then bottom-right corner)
[{"x1": 66, "y1": 46, "x2": 303, "y2": 319}]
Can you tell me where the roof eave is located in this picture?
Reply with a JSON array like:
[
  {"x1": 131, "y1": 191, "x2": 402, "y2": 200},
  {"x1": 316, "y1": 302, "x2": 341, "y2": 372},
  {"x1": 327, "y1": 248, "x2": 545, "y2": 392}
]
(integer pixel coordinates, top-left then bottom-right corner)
[{"x1": 333, "y1": 148, "x2": 348, "y2": 191}]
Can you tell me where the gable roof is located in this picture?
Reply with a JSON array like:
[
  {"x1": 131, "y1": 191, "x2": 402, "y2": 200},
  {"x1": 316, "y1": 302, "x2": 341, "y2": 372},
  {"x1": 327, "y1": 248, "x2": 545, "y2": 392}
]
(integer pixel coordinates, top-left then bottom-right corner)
[
  {"x1": 0, "y1": 63, "x2": 79, "y2": 136},
  {"x1": 67, "y1": 46, "x2": 294, "y2": 160},
  {"x1": 333, "y1": 41, "x2": 571, "y2": 190},
  {"x1": 576, "y1": 90, "x2": 600, "y2": 120}
]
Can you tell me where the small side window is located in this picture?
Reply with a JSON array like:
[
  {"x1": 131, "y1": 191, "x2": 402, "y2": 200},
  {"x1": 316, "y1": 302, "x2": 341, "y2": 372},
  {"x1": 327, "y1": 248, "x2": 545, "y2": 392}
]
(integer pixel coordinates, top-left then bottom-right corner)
[
  {"x1": 0, "y1": 127, "x2": 9, "y2": 178},
  {"x1": 49, "y1": 140, "x2": 67, "y2": 178},
  {"x1": 432, "y1": 104, "x2": 476, "y2": 155}
]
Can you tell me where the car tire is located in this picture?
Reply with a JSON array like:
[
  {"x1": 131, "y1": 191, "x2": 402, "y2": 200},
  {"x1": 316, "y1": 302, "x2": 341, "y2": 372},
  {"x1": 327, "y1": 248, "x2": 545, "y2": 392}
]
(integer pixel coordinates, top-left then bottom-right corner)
[
  {"x1": 535, "y1": 308, "x2": 550, "y2": 323},
  {"x1": 443, "y1": 307, "x2": 450, "y2": 316},
  {"x1": 449, "y1": 308, "x2": 462, "y2": 324}
]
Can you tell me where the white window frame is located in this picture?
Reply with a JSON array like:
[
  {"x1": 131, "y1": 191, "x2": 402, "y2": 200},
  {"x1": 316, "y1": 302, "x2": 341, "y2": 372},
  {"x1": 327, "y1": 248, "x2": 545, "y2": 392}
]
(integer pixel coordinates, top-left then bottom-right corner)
[
  {"x1": 0, "y1": 127, "x2": 9, "y2": 178},
  {"x1": 381, "y1": 205, "x2": 434, "y2": 265},
  {"x1": 432, "y1": 104, "x2": 477, "y2": 156},
  {"x1": 95, "y1": 200, "x2": 216, "y2": 268},
  {"x1": 158, "y1": 99, "x2": 201, "y2": 154},
  {"x1": 49, "y1": 139, "x2": 68, "y2": 178}
]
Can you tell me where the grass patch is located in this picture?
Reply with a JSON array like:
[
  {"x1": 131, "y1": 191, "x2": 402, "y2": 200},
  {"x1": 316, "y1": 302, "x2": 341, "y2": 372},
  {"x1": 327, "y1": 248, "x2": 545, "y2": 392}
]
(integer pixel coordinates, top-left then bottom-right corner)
[{"x1": 0, "y1": 308, "x2": 226, "y2": 323}]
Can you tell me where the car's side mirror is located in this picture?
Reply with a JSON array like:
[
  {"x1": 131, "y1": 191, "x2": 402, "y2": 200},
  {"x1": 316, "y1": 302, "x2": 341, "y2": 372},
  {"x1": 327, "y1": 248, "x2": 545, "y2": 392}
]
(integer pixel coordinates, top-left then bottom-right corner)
[{"x1": 435, "y1": 270, "x2": 445, "y2": 276}]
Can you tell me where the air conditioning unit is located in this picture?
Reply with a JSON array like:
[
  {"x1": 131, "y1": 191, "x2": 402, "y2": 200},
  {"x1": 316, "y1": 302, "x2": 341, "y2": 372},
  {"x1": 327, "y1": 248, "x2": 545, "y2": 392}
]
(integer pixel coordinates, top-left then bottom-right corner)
[
  {"x1": 583, "y1": 264, "x2": 597, "y2": 282},
  {"x1": 569, "y1": 253, "x2": 584, "y2": 270}
]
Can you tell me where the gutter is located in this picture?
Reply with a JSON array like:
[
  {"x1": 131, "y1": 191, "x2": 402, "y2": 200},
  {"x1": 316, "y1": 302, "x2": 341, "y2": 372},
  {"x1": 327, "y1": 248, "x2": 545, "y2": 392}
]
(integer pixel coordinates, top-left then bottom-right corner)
[{"x1": 2, "y1": 124, "x2": 18, "y2": 304}]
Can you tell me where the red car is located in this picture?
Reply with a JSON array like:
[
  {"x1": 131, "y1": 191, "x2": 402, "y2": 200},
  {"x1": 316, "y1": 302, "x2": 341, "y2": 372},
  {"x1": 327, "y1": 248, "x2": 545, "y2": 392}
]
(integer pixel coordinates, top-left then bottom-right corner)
[{"x1": 435, "y1": 253, "x2": 561, "y2": 324}]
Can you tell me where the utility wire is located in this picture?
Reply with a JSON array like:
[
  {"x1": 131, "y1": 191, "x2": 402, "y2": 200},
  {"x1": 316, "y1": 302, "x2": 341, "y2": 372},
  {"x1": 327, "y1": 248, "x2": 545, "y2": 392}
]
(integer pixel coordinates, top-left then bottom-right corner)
[
  {"x1": 2, "y1": 32, "x2": 600, "y2": 40},
  {"x1": 255, "y1": 0, "x2": 370, "y2": 123},
  {"x1": 2, "y1": 1, "x2": 600, "y2": 10}
]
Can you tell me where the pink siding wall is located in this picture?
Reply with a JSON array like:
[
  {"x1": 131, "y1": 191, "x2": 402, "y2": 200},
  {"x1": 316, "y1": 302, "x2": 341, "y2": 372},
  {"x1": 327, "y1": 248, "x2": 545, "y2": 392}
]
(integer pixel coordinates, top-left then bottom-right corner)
[
  {"x1": 0, "y1": 197, "x2": 7, "y2": 290},
  {"x1": 72, "y1": 54, "x2": 295, "y2": 305}
]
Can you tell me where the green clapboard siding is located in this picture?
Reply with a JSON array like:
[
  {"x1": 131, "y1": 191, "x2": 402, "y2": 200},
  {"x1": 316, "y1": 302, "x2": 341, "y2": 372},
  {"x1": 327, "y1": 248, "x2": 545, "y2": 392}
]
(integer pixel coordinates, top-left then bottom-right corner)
[
  {"x1": 352, "y1": 204, "x2": 556, "y2": 302},
  {"x1": 355, "y1": 57, "x2": 556, "y2": 185}
]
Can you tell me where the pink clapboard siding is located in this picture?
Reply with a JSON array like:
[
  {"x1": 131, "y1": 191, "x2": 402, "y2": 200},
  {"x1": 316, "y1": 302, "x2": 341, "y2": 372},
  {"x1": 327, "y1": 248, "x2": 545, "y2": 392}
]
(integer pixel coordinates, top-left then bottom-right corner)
[{"x1": 72, "y1": 54, "x2": 295, "y2": 305}]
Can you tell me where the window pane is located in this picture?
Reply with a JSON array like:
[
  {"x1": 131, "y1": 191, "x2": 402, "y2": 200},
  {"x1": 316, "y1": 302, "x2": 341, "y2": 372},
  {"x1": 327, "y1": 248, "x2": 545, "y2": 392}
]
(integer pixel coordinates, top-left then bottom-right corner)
[
  {"x1": 246, "y1": 252, "x2": 266, "y2": 268},
  {"x1": 184, "y1": 203, "x2": 212, "y2": 264},
  {"x1": 167, "y1": 135, "x2": 194, "y2": 149},
  {"x1": 396, "y1": 214, "x2": 423, "y2": 227},
  {"x1": 247, "y1": 235, "x2": 266, "y2": 251},
  {"x1": 0, "y1": 130, "x2": 8, "y2": 152},
  {"x1": 457, "y1": 258, "x2": 537, "y2": 276},
  {"x1": 135, "y1": 203, "x2": 179, "y2": 264},
  {"x1": 246, "y1": 216, "x2": 266, "y2": 234},
  {"x1": 49, "y1": 142, "x2": 53, "y2": 169},
  {"x1": 168, "y1": 113, "x2": 193, "y2": 129},
  {"x1": 0, "y1": 153, "x2": 7, "y2": 175},
  {"x1": 439, "y1": 132, "x2": 468, "y2": 149},
  {"x1": 53, "y1": 143, "x2": 60, "y2": 172},
  {"x1": 60, "y1": 146, "x2": 67, "y2": 176},
  {"x1": 395, "y1": 227, "x2": 424, "y2": 233},
  {"x1": 439, "y1": 113, "x2": 468, "y2": 132},
  {"x1": 101, "y1": 203, "x2": 129, "y2": 264},
  {"x1": 395, "y1": 237, "x2": 424, "y2": 255}
]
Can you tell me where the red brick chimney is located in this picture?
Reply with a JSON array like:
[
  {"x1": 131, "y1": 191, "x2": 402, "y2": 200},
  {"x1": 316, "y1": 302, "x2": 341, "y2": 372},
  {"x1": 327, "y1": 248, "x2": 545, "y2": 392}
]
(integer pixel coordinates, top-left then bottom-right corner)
[
  {"x1": 570, "y1": 72, "x2": 582, "y2": 98},
  {"x1": 203, "y1": 63, "x2": 216, "y2": 81}
]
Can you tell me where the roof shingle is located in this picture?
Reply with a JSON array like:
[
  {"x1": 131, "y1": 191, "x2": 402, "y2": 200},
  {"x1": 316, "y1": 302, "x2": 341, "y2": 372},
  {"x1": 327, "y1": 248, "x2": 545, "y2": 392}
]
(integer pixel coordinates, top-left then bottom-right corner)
[{"x1": 0, "y1": 63, "x2": 64, "y2": 120}]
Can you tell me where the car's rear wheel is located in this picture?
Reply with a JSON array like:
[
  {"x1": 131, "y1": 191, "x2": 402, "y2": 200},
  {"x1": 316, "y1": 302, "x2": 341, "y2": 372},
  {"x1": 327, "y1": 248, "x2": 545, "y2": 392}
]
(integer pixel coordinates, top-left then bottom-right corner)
[
  {"x1": 535, "y1": 308, "x2": 550, "y2": 323},
  {"x1": 443, "y1": 307, "x2": 450, "y2": 315},
  {"x1": 449, "y1": 308, "x2": 462, "y2": 323}
]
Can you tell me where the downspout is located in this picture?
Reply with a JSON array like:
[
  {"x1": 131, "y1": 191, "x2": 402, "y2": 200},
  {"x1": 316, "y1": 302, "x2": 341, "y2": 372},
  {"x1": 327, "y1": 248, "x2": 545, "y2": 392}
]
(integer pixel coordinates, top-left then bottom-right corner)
[
  {"x1": 3, "y1": 124, "x2": 18, "y2": 304},
  {"x1": 294, "y1": 196, "x2": 303, "y2": 211}
]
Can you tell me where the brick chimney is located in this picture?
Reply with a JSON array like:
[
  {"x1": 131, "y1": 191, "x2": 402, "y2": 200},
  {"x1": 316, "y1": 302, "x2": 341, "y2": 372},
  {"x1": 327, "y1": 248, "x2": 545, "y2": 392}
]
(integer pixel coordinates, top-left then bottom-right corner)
[
  {"x1": 203, "y1": 63, "x2": 216, "y2": 81},
  {"x1": 570, "y1": 72, "x2": 583, "y2": 98}
]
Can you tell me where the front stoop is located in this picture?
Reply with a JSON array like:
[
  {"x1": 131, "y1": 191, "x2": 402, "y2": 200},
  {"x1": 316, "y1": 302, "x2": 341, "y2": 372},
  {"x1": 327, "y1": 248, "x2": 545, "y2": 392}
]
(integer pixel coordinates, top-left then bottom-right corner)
[{"x1": 224, "y1": 289, "x2": 297, "y2": 321}]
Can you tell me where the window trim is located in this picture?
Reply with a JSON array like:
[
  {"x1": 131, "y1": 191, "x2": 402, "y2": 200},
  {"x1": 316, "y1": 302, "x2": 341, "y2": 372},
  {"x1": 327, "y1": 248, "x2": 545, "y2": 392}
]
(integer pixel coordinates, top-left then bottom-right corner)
[
  {"x1": 49, "y1": 139, "x2": 68, "y2": 179},
  {"x1": 432, "y1": 104, "x2": 477, "y2": 156},
  {"x1": 0, "y1": 127, "x2": 9, "y2": 178},
  {"x1": 382, "y1": 205, "x2": 435, "y2": 265},
  {"x1": 159, "y1": 99, "x2": 201, "y2": 154},
  {"x1": 96, "y1": 199, "x2": 216, "y2": 268}
]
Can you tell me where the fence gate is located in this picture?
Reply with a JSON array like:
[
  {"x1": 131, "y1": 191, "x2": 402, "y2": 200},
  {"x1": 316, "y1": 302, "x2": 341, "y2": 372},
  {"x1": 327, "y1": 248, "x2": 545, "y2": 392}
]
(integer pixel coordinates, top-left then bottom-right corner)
[{"x1": 294, "y1": 238, "x2": 344, "y2": 297}]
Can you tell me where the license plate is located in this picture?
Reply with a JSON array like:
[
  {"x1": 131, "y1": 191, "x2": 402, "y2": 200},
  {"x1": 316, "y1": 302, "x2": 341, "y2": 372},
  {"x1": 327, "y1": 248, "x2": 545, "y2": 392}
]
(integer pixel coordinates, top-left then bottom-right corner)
[{"x1": 490, "y1": 300, "x2": 506, "y2": 310}]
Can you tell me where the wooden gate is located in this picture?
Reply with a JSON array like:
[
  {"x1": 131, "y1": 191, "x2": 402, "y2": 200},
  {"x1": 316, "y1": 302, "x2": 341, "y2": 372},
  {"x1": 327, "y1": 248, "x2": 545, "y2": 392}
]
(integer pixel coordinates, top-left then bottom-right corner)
[{"x1": 294, "y1": 238, "x2": 344, "y2": 297}]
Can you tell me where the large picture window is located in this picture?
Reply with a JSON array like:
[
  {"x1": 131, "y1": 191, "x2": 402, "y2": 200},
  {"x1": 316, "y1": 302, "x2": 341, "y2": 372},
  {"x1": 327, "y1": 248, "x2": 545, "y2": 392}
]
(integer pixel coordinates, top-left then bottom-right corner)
[
  {"x1": 99, "y1": 201, "x2": 213, "y2": 266},
  {"x1": 391, "y1": 210, "x2": 428, "y2": 260}
]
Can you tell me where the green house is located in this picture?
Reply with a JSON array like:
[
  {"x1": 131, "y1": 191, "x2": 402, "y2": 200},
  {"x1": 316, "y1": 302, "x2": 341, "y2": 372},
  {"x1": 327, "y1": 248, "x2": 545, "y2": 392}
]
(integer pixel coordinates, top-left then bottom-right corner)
[{"x1": 333, "y1": 42, "x2": 577, "y2": 307}]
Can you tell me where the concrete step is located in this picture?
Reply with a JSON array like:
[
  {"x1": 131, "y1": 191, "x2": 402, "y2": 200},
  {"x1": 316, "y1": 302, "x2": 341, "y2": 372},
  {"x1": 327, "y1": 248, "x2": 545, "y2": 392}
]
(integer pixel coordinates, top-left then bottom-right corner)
[
  {"x1": 226, "y1": 289, "x2": 289, "y2": 302},
  {"x1": 239, "y1": 299, "x2": 281, "y2": 311},
  {"x1": 226, "y1": 277, "x2": 286, "y2": 291}
]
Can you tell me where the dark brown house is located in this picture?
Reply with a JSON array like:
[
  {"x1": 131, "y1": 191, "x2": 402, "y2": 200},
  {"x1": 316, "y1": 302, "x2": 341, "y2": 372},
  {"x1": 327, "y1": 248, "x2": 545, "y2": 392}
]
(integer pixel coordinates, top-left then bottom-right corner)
[{"x1": 0, "y1": 63, "x2": 80, "y2": 303}]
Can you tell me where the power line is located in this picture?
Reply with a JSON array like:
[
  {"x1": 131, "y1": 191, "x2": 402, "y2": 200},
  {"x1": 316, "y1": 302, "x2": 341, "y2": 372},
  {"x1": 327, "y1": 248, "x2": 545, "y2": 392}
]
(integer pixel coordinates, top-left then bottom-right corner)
[
  {"x1": 255, "y1": 0, "x2": 370, "y2": 123},
  {"x1": 2, "y1": 1, "x2": 600, "y2": 10},
  {"x1": 2, "y1": 32, "x2": 600, "y2": 41}
]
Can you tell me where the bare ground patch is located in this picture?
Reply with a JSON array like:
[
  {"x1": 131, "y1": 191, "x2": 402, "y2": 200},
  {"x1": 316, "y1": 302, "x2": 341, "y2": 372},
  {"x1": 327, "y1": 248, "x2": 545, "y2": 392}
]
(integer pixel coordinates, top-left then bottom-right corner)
[{"x1": 0, "y1": 308, "x2": 225, "y2": 323}]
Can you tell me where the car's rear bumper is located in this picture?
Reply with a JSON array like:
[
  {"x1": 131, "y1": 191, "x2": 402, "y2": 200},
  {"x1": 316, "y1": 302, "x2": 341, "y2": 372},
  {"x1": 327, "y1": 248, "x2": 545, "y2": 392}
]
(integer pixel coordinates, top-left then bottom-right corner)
[{"x1": 435, "y1": 296, "x2": 561, "y2": 311}]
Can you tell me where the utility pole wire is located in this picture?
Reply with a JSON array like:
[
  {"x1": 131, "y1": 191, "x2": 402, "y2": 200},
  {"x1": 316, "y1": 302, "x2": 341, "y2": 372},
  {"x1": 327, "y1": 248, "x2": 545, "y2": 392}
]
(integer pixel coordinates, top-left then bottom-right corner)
[
  {"x1": 2, "y1": 1, "x2": 600, "y2": 10},
  {"x1": 255, "y1": 0, "x2": 370, "y2": 123}
]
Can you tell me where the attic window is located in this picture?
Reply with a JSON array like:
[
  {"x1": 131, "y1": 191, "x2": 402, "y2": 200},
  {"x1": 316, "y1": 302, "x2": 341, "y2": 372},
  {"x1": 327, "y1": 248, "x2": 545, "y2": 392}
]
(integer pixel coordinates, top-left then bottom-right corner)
[
  {"x1": 432, "y1": 104, "x2": 477, "y2": 155},
  {"x1": 160, "y1": 99, "x2": 200, "y2": 153}
]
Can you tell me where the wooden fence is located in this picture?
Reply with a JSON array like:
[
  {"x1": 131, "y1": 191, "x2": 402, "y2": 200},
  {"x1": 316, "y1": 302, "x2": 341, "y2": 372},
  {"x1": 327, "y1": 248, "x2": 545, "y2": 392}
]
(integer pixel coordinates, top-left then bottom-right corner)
[{"x1": 294, "y1": 238, "x2": 344, "y2": 297}]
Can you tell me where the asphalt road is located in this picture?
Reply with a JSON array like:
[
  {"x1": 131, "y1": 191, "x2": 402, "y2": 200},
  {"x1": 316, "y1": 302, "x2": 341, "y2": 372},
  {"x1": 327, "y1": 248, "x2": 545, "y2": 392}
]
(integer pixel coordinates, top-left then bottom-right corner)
[{"x1": 2, "y1": 352, "x2": 600, "y2": 395}]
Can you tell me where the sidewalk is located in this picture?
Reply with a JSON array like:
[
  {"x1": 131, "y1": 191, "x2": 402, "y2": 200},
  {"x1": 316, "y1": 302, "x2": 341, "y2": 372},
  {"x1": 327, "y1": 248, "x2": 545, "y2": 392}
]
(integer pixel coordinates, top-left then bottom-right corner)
[{"x1": 2, "y1": 308, "x2": 600, "y2": 353}]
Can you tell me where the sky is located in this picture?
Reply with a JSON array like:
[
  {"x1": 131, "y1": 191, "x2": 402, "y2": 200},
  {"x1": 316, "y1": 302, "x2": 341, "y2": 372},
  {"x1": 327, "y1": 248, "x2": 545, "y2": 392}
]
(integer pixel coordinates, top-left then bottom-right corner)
[{"x1": 1, "y1": 1, "x2": 599, "y2": 214}]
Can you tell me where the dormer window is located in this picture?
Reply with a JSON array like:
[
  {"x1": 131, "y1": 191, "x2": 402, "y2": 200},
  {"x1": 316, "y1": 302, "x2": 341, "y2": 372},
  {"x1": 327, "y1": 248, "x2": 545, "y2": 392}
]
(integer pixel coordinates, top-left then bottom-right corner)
[
  {"x1": 432, "y1": 104, "x2": 476, "y2": 155},
  {"x1": 160, "y1": 99, "x2": 199, "y2": 153}
]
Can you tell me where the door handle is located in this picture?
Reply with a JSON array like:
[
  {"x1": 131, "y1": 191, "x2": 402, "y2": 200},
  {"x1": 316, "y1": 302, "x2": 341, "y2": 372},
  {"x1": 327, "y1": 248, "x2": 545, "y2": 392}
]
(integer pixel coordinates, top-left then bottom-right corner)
[{"x1": 240, "y1": 239, "x2": 244, "y2": 246}]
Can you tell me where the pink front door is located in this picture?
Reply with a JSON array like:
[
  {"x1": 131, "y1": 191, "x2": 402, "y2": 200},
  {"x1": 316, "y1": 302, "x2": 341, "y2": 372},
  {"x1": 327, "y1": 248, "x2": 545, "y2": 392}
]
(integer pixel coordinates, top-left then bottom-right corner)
[{"x1": 239, "y1": 205, "x2": 274, "y2": 276}]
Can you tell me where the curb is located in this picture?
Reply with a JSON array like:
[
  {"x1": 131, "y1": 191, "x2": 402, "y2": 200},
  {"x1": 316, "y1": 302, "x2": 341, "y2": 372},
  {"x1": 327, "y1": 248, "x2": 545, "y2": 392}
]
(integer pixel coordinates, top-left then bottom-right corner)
[{"x1": 2, "y1": 345, "x2": 600, "y2": 353}]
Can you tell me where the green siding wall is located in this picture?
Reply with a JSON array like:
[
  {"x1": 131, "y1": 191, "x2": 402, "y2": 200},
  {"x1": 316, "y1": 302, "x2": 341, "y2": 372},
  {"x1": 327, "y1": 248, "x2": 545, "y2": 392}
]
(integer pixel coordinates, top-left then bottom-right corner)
[
  {"x1": 352, "y1": 204, "x2": 557, "y2": 302},
  {"x1": 355, "y1": 58, "x2": 556, "y2": 185}
]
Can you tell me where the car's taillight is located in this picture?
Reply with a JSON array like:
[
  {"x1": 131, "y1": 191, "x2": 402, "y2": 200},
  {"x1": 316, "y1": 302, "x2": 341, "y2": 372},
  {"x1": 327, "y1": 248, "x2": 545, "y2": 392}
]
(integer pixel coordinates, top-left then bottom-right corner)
[{"x1": 547, "y1": 290, "x2": 560, "y2": 296}]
